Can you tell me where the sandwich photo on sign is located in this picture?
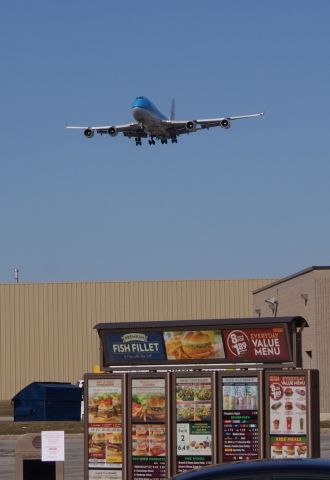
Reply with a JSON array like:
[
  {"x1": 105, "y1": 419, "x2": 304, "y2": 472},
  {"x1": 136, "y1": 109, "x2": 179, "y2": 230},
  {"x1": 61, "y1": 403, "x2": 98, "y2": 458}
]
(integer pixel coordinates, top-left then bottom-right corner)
[
  {"x1": 106, "y1": 431, "x2": 122, "y2": 463},
  {"x1": 163, "y1": 330, "x2": 224, "y2": 360},
  {"x1": 88, "y1": 392, "x2": 122, "y2": 423},
  {"x1": 131, "y1": 378, "x2": 166, "y2": 422},
  {"x1": 132, "y1": 424, "x2": 166, "y2": 457},
  {"x1": 88, "y1": 432, "x2": 106, "y2": 459}
]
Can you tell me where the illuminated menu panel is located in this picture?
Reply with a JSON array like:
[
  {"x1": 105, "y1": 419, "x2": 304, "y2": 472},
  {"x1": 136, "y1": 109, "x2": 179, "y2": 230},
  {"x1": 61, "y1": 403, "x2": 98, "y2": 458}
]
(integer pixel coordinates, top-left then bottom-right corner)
[
  {"x1": 131, "y1": 378, "x2": 167, "y2": 479},
  {"x1": 175, "y1": 377, "x2": 213, "y2": 474},
  {"x1": 87, "y1": 378, "x2": 123, "y2": 479},
  {"x1": 269, "y1": 374, "x2": 308, "y2": 459},
  {"x1": 222, "y1": 377, "x2": 259, "y2": 462}
]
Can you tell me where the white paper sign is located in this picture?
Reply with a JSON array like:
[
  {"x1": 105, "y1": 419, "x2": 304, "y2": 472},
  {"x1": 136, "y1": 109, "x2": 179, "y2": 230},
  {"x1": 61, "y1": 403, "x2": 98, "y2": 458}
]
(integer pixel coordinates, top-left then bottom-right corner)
[{"x1": 41, "y1": 431, "x2": 65, "y2": 461}]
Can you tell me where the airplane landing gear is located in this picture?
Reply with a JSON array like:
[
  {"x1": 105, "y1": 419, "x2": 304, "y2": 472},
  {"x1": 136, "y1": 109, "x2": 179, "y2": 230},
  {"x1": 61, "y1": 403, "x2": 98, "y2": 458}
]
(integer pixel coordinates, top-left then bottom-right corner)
[{"x1": 136, "y1": 136, "x2": 177, "y2": 146}]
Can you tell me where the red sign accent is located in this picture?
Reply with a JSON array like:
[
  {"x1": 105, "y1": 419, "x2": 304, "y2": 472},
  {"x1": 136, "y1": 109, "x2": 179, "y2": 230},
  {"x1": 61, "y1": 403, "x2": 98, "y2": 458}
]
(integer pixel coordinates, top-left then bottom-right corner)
[
  {"x1": 269, "y1": 382, "x2": 284, "y2": 401},
  {"x1": 223, "y1": 327, "x2": 291, "y2": 362}
]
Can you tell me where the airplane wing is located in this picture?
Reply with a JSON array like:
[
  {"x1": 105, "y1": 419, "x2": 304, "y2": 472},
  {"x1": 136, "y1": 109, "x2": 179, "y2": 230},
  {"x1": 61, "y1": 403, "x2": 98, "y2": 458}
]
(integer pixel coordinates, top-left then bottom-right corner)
[
  {"x1": 161, "y1": 112, "x2": 264, "y2": 135},
  {"x1": 65, "y1": 123, "x2": 147, "y2": 138}
]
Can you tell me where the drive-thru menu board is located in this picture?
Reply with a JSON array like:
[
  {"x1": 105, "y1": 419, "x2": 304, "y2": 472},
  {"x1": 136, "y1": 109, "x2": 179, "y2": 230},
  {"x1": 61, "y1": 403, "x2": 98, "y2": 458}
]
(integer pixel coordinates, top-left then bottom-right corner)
[
  {"x1": 130, "y1": 377, "x2": 167, "y2": 479},
  {"x1": 268, "y1": 373, "x2": 308, "y2": 459},
  {"x1": 85, "y1": 317, "x2": 319, "y2": 478},
  {"x1": 174, "y1": 376, "x2": 214, "y2": 474},
  {"x1": 87, "y1": 377, "x2": 123, "y2": 480},
  {"x1": 220, "y1": 375, "x2": 260, "y2": 462}
]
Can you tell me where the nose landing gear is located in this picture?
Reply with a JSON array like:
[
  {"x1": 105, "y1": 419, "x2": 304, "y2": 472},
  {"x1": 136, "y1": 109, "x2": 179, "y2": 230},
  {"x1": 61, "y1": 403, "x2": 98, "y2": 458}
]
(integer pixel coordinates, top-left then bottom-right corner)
[{"x1": 135, "y1": 137, "x2": 142, "y2": 146}]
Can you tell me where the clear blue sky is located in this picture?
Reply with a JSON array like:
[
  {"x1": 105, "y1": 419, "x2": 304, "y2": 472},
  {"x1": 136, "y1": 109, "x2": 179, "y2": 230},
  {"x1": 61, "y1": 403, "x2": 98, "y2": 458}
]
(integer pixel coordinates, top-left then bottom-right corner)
[{"x1": 1, "y1": 1, "x2": 329, "y2": 283}]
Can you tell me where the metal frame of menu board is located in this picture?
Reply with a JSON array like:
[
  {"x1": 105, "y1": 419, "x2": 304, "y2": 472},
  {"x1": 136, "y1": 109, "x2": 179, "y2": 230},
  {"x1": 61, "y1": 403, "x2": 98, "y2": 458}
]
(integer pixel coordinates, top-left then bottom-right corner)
[
  {"x1": 127, "y1": 372, "x2": 171, "y2": 480},
  {"x1": 84, "y1": 373, "x2": 127, "y2": 480},
  {"x1": 265, "y1": 369, "x2": 320, "y2": 460},
  {"x1": 218, "y1": 371, "x2": 264, "y2": 463},
  {"x1": 171, "y1": 371, "x2": 217, "y2": 475}
]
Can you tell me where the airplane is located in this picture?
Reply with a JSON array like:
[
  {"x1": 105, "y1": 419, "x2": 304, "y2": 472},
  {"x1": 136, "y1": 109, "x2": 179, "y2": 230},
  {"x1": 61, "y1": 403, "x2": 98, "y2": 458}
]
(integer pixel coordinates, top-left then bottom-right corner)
[{"x1": 66, "y1": 96, "x2": 264, "y2": 146}]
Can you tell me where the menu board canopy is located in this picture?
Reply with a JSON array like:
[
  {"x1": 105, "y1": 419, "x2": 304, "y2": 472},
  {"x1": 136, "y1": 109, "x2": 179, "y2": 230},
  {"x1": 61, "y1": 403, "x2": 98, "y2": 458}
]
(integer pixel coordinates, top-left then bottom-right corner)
[{"x1": 95, "y1": 317, "x2": 307, "y2": 370}]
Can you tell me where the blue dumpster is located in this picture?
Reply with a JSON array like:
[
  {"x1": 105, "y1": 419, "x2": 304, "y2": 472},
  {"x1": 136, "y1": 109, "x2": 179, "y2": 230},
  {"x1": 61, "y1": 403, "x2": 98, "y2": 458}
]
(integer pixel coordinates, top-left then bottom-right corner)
[{"x1": 12, "y1": 382, "x2": 82, "y2": 421}]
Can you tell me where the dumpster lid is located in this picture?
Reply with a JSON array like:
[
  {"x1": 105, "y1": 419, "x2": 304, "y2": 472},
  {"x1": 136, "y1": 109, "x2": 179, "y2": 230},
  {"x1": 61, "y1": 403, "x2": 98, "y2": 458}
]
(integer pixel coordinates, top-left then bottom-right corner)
[{"x1": 12, "y1": 382, "x2": 82, "y2": 402}]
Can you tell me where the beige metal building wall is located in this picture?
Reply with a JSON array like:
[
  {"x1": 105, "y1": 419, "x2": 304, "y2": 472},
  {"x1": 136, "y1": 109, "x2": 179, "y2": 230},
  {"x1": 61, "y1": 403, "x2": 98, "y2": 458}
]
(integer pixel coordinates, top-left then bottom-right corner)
[
  {"x1": 253, "y1": 266, "x2": 330, "y2": 416},
  {"x1": 0, "y1": 278, "x2": 276, "y2": 400}
]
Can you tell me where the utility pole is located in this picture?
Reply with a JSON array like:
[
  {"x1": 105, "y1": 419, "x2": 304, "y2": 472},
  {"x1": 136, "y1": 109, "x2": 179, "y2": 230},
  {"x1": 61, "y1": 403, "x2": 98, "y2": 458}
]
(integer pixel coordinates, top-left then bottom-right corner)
[{"x1": 14, "y1": 268, "x2": 19, "y2": 283}]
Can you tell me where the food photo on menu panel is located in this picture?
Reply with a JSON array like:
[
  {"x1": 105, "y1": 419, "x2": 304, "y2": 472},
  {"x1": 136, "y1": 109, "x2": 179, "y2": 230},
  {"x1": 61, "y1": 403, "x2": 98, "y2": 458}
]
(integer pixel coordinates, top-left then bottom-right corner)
[
  {"x1": 131, "y1": 378, "x2": 166, "y2": 422},
  {"x1": 271, "y1": 437, "x2": 308, "y2": 459},
  {"x1": 163, "y1": 330, "x2": 224, "y2": 360},
  {"x1": 222, "y1": 382, "x2": 258, "y2": 411},
  {"x1": 106, "y1": 430, "x2": 123, "y2": 464},
  {"x1": 88, "y1": 387, "x2": 122, "y2": 423},
  {"x1": 88, "y1": 432, "x2": 106, "y2": 461},
  {"x1": 176, "y1": 379, "x2": 212, "y2": 422},
  {"x1": 132, "y1": 424, "x2": 166, "y2": 457},
  {"x1": 88, "y1": 427, "x2": 123, "y2": 464}
]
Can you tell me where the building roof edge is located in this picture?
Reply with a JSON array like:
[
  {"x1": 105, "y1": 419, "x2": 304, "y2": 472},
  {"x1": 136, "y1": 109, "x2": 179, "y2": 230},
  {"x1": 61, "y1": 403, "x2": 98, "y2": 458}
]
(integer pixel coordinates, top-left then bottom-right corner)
[{"x1": 253, "y1": 266, "x2": 330, "y2": 294}]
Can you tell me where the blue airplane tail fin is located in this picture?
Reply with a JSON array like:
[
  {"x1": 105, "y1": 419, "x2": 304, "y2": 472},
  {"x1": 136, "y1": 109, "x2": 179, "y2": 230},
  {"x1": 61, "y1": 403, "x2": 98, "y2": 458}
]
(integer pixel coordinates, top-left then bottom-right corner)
[{"x1": 170, "y1": 98, "x2": 175, "y2": 120}]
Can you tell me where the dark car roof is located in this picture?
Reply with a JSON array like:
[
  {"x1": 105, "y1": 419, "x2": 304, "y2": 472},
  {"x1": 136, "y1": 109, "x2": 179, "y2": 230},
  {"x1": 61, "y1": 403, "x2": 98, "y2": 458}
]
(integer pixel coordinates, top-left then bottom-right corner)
[{"x1": 171, "y1": 459, "x2": 330, "y2": 479}]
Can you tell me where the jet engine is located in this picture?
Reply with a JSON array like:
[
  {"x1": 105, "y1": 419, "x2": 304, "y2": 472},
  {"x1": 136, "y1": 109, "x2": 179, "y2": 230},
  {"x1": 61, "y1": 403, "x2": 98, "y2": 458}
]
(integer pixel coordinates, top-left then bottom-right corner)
[
  {"x1": 186, "y1": 120, "x2": 197, "y2": 131},
  {"x1": 108, "y1": 126, "x2": 118, "y2": 137},
  {"x1": 220, "y1": 118, "x2": 231, "y2": 129},
  {"x1": 84, "y1": 128, "x2": 94, "y2": 138}
]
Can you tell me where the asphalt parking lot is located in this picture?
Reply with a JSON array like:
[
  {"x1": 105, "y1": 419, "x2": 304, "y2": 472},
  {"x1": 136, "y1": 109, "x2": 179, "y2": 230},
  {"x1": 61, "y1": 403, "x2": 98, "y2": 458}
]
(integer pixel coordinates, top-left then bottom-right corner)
[{"x1": 1, "y1": 430, "x2": 330, "y2": 480}]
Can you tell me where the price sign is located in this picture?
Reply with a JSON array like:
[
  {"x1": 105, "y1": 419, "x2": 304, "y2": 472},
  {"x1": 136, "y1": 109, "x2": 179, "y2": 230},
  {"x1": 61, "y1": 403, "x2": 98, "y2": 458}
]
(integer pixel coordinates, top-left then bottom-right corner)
[
  {"x1": 223, "y1": 327, "x2": 291, "y2": 362},
  {"x1": 177, "y1": 424, "x2": 190, "y2": 453},
  {"x1": 226, "y1": 330, "x2": 249, "y2": 357}
]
